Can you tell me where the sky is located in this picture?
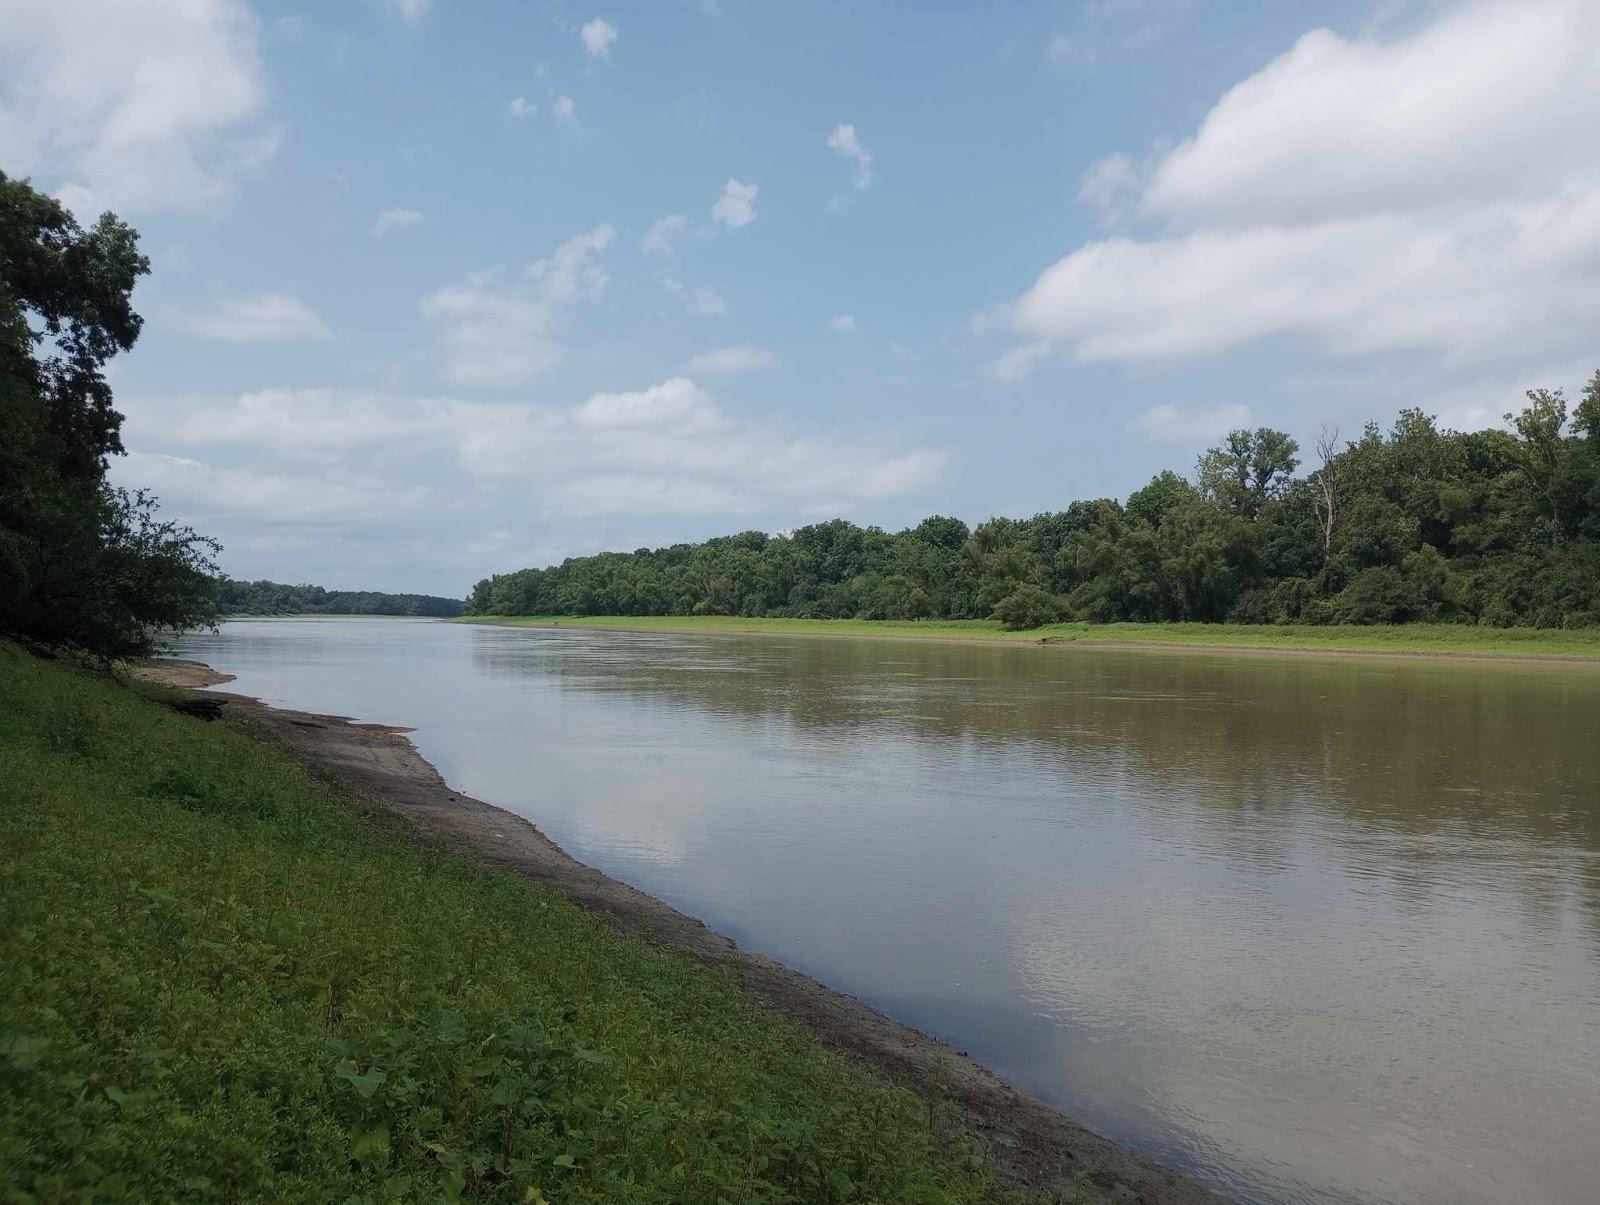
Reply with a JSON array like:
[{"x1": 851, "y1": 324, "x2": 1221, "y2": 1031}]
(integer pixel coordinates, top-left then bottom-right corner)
[{"x1": 3, "y1": 0, "x2": 1597, "y2": 596}]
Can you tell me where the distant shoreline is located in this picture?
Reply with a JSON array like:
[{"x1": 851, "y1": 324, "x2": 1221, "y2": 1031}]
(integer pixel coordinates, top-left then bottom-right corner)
[{"x1": 453, "y1": 614, "x2": 1600, "y2": 666}]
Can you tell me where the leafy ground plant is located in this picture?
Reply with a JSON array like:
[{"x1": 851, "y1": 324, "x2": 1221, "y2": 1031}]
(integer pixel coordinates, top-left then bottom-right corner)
[{"x1": 0, "y1": 642, "x2": 1024, "y2": 1203}]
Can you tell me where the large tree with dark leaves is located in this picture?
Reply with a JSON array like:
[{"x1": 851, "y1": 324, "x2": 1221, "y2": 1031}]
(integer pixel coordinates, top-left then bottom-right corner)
[{"x1": 1, "y1": 171, "x2": 218, "y2": 658}]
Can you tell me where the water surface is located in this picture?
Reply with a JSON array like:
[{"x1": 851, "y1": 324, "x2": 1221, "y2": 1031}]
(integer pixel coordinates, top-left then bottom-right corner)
[{"x1": 171, "y1": 618, "x2": 1600, "y2": 1205}]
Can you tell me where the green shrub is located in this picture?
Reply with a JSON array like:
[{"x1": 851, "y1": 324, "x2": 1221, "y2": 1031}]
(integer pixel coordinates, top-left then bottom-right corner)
[{"x1": 992, "y1": 584, "x2": 1067, "y2": 630}]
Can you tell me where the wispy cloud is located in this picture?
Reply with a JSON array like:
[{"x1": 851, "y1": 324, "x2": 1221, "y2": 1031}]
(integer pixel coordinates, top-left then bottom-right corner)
[
  {"x1": 420, "y1": 225, "x2": 615, "y2": 387},
  {"x1": 684, "y1": 345, "x2": 777, "y2": 376},
  {"x1": 372, "y1": 207, "x2": 423, "y2": 237},
  {"x1": 174, "y1": 293, "x2": 330, "y2": 343},
  {"x1": 827, "y1": 123, "x2": 873, "y2": 188}
]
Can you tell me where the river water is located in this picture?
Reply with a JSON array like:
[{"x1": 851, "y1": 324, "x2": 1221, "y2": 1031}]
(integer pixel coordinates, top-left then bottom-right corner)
[{"x1": 170, "y1": 617, "x2": 1600, "y2": 1205}]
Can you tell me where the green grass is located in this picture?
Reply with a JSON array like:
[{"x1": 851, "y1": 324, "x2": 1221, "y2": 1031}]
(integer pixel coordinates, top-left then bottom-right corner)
[
  {"x1": 0, "y1": 643, "x2": 1023, "y2": 1204},
  {"x1": 458, "y1": 615, "x2": 1600, "y2": 660}
]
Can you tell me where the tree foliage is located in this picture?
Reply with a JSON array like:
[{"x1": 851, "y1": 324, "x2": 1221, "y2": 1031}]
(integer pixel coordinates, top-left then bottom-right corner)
[
  {"x1": 1, "y1": 171, "x2": 218, "y2": 658},
  {"x1": 469, "y1": 389, "x2": 1600, "y2": 631}
]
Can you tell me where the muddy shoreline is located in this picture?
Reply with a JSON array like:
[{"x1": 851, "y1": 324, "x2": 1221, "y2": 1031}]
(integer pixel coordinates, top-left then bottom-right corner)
[
  {"x1": 133, "y1": 657, "x2": 1216, "y2": 1204},
  {"x1": 459, "y1": 617, "x2": 1600, "y2": 669}
]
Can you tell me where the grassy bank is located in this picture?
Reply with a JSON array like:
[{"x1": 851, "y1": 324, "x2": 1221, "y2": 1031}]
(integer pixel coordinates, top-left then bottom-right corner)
[
  {"x1": 456, "y1": 616, "x2": 1600, "y2": 661},
  {"x1": 0, "y1": 643, "x2": 1019, "y2": 1203}
]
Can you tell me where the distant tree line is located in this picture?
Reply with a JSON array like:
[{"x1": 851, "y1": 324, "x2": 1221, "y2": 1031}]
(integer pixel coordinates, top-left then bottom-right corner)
[
  {"x1": 469, "y1": 382, "x2": 1600, "y2": 630},
  {"x1": 2, "y1": 171, "x2": 217, "y2": 659},
  {"x1": 215, "y1": 579, "x2": 464, "y2": 618}
]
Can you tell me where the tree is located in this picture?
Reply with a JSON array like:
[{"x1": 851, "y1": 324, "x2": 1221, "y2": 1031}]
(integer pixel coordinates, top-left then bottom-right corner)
[
  {"x1": 1, "y1": 170, "x2": 148, "y2": 478},
  {"x1": 1, "y1": 172, "x2": 217, "y2": 658},
  {"x1": 1505, "y1": 388, "x2": 1570, "y2": 544},
  {"x1": 1312, "y1": 425, "x2": 1342, "y2": 558},
  {"x1": 1126, "y1": 470, "x2": 1199, "y2": 529},
  {"x1": 1576, "y1": 371, "x2": 1600, "y2": 442},
  {"x1": 1197, "y1": 428, "x2": 1301, "y2": 519}
]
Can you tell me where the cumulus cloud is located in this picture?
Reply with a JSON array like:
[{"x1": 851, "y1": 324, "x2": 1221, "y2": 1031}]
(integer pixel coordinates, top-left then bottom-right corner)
[
  {"x1": 552, "y1": 95, "x2": 577, "y2": 124},
  {"x1": 1128, "y1": 403, "x2": 1252, "y2": 443},
  {"x1": 0, "y1": 0, "x2": 275, "y2": 215},
  {"x1": 373, "y1": 207, "x2": 424, "y2": 237},
  {"x1": 827, "y1": 123, "x2": 873, "y2": 188},
  {"x1": 828, "y1": 314, "x2": 855, "y2": 333},
  {"x1": 997, "y1": 0, "x2": 1600, "y2": 380},
  {"x1": 420, "y1": 225, "x2": 615, "y2": 387},
  {"x1": 508, "y1": 96, "x2": 535, "y2": 119},
  {"x1": 174, "y1": 294, "x2": 330, "y2": 343},
  {"x1": 711, "y1": 178, "x2": 758, "y2": 228},
  {"x1": 580, "y1": 17, "x2": 618, "y2": 60},
  {"x1": 684, "y1": 345, "x2": 778, "y2": 376}
]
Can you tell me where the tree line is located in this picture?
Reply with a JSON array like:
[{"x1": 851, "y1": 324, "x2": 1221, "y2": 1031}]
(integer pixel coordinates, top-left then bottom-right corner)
[
  {"x1": 468, "y1": 382, "x2": 1600, "y2": 630},
  {"x1": 215, "y1": 579, "x2": 464, "y2": 618}
]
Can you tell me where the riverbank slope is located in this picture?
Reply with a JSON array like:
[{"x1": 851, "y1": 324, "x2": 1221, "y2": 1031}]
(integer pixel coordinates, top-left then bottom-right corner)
[
  {"x1": 459, "y1": 615, "x2": 1600, "y2": 662},
  {"x1": 1, "y1": 642, "x2": 1211, "y2": 1204}
]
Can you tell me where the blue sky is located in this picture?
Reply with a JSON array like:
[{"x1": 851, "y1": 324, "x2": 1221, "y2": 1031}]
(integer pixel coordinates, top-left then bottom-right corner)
[{"x1": 4, "y1": 0, "x2": 1597, "y2": 594}]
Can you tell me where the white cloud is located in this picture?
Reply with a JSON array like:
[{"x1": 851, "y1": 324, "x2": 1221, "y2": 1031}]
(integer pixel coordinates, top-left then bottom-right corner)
[
  {"x1": 530, "y1": 224, "x2": 615, "y2": 300},
  {"x1": 421, "y1": 225, "x2": 615, "y2": 387},
  {"x1": 175, "y1": 294, "x2": 330, "y2": 343},
  {"x1": 662, "y1": 278, "x2": 727, "y2": 316},
  {"x1": 827, "y1": 123, "x2": 873, "y2": 188},
  {"x1": 387, "y1": 0, "x2": 431, "y2": 24},
  {"x1": 642, "y1": 214, "x2": 691, "y2": 256},
  {"x1": 0, "y1": 0, "x2": 274, "y2": 216},
  {"x1": 372, "y1": 207, "x2": 424, "y2": 237},
  {"x1": 1128, "y1": 403, "x2": 1252, "y2": 443},
  {"x1": 580, "y1": 17, "x2": 618, "y2": 60},
  {"x1": 508, "y1": 96, "x2": 535, "y2": 119},
  {"x1": 126, "y1": 378, "x2": 949, "y2": 524},
  {"x1": 552, "y1": 95, "x2": 577, "y2": 124},
  {"x1": 1002, "y1": 0, "x2": 1600, "y2": 377},
  {"x1": 116, "y1": 452, "x2": 413, "y2": 524},
  {"x1": 712, "y1": 178, "x2": 758, "y2": 228},
  {"x1": 684, "y1": 345, "x2": 778, "y2": 376},
  {"x1": 828, "y1": 314, "x2": 856, "y2": 333}
]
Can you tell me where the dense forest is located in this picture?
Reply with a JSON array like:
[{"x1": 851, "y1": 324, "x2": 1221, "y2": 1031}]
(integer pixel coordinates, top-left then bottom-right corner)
[
  {"x1": 1, "y1": 172, "x2": 217, "y2": 658},
  {"x1": 469, "y1": 382, "x2": 1600, "y2": 630},
  {"x1": 215, "y1": 579, "x2": 464, "y2": 617}
]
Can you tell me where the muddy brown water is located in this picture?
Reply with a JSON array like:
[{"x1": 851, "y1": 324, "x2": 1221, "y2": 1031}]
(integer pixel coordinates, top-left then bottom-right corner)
[{"x1": 170, "y1": 617, "x2": 1600, "y2": 1205}]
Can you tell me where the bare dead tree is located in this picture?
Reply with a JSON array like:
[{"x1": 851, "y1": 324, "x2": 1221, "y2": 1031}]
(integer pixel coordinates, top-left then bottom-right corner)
[{"x1": 1314, "y1": 425, "x2": 1341, "y2": 558}]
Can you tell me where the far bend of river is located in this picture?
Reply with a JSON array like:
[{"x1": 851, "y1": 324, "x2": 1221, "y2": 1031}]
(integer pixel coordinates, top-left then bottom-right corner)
[{"x1": 170, "y1": 618, "x2": 1600, "y2": 1205}]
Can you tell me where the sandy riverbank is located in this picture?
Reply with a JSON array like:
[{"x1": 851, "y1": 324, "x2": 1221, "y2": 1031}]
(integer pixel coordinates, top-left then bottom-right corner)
[{"x1": 133, "y1": 656, "x2": 1215, "y2": 1205}]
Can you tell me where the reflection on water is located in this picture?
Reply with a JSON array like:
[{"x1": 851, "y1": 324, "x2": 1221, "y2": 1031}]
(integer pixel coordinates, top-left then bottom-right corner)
[{"x1": 172, "y1": 618, "x2": 1600, "y2": 1205}]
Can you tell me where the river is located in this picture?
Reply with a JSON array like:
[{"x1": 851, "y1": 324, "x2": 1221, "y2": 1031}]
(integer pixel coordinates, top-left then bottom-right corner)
[{"x1": 169, "y1": 617, "x2": 1600, "y2": 1205}]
